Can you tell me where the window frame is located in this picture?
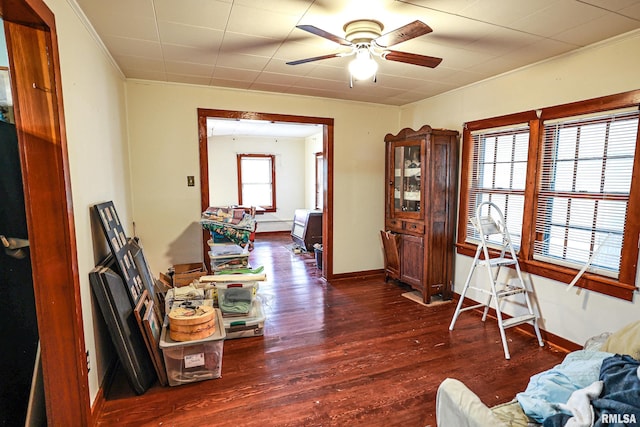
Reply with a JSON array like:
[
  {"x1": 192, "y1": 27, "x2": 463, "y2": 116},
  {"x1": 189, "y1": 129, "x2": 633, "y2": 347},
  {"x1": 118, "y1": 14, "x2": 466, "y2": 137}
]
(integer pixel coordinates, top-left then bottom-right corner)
[
  {"x1": 456, "y1": 90, "x2": 640, "y2": 301},
  {"x1": 464, "y1": 123, "x2": 531, "y2": 251},
  {"x1": 236, "y1": 153, "x2": 277, "y2": 213}
]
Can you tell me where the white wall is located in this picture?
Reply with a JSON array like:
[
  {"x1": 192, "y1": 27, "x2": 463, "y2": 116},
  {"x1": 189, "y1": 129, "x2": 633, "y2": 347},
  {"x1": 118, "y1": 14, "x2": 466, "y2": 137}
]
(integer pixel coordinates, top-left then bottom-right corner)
[
  {"x1": 400, "y1": 30, "x2": 640, "y2": 346},
  {"x1": 45, "y1": 0, "x2": 133, "y2": 405},
  {"x1": 208, "y1": 135, "x2": 306, "y2": 232},
  {"x1": 126, "y1": 81, "x2": 399, "y2": 276}
]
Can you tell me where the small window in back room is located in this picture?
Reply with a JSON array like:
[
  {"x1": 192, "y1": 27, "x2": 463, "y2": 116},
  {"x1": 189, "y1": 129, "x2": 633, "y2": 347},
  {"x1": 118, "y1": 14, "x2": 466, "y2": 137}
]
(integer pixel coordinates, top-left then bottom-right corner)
[{"x1": 237, "y1": 153, "x2": 276, "y2": 212}]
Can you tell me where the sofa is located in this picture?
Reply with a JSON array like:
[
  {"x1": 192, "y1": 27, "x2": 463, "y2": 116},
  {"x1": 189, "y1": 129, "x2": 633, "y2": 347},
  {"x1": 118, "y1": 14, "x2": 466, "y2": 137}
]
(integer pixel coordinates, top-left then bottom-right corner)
[{"x1": 436, "y1": 320, "x2": 640, "y2": 427}]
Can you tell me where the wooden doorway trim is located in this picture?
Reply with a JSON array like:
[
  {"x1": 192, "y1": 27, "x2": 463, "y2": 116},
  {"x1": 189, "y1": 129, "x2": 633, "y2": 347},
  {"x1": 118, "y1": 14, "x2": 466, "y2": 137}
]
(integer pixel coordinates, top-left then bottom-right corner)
[
  {"x1": 197, "y1": 108, "x2": 334, "y2": 279},
  {"x1": 3, "y1": 0, "x2": 90, "y2": 425}
]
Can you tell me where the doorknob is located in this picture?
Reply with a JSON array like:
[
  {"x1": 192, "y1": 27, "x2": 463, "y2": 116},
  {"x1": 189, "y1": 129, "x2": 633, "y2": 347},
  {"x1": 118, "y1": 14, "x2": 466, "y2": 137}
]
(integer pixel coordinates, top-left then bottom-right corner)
[{"x1": 1, "y1": 235, "x2": 30, "y2": 259}]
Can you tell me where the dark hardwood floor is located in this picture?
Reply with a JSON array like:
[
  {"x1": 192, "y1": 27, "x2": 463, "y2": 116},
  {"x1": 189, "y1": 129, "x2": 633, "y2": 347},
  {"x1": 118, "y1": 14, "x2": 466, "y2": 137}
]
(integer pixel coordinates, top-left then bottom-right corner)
[{"x1": 94, "y1": 232, "x2": 566, "y2": 426}]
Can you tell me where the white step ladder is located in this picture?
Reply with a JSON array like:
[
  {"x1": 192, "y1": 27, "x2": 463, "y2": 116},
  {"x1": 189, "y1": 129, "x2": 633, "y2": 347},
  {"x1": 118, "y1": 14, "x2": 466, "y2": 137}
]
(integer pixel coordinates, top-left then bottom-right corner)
[{"x1": 449, "y1": 201, "x2": 544, "y2": 359}]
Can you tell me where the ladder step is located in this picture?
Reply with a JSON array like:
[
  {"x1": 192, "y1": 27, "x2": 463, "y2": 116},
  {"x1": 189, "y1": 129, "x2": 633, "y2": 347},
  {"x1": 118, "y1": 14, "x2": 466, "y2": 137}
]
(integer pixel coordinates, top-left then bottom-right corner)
[
  {"x1": 501, "y1": 314, "x2": 536, "y2": 328},
  {"x1": 496, "y1": 286, "x2": 527, "y2": 298},
  {"x1": 468, "y1": 286, "x2": 493, "y2": 295},
  {"x1": 478, "y1": 257, "x2": 517, "y2": 267}
]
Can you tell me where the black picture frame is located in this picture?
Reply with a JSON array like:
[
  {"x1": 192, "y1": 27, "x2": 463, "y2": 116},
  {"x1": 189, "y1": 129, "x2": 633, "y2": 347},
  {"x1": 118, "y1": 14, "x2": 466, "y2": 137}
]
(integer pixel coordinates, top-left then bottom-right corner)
[{"x1": 93, "y1": 201, "x2": 144, "y2": 306}]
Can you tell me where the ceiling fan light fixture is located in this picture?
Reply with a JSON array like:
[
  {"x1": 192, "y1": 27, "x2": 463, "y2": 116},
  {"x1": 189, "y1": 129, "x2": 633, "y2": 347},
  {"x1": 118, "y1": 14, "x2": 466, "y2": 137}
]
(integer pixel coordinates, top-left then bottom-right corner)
[{"x1": 348, "y1": 47, "x2": 378, "y2": 81}]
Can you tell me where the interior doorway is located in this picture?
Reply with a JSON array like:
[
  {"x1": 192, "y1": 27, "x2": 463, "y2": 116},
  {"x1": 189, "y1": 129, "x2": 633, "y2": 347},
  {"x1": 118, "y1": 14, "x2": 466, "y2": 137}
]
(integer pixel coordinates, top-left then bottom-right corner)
[
  {"x1": 1, "y1": 1, "x2": 90, "y2": 425},
  {"x1": 197, "y1": 108, "x2": 334, "y2": 279}
]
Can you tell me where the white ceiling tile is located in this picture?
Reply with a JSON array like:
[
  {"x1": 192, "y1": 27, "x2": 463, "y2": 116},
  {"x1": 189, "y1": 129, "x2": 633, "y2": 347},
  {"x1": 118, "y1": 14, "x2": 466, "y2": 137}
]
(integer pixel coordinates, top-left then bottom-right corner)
[
  {"x1": 76, "y1": 0, "x2": 156, "y2": 20},
  {"x1": 89, "y1": 15, "x2": 158, "y2": 41},
  {"x1": 439, "y1": 69, "x2": 488, "y2": 86},
  {"x1": 295, "y1": 76, "x2": 353, "y2": 92},
  {"x1": 513, "y1": 2, "x2": 606, "y2": 38},
  {"x1": 164, "y1": 61, "x2": 213, "y2": 76},
  {"x1": 212, "y1": 67, "x2": 261, "y2": 81},
  {"x1": 553, "y1": 14, "x2": 640, "y2": 46},
  {"x1": 252, "y1": 71, "x2": 302, "y2": 86},
  {"x1": 102, "y1": 36, "x2": 163, "y2": 59},
  {"x1": 227, "y1": 4, "x2": 301, "y2": 39},
  {"x1": 232, "y1": 0, "x2": 316, "y2": 17},
  {"x1": 157, "y1": 21, "x2": 224, "y2": 48},
  {"x1": 209, "y1": 78, "x2": 253, "y2": 90},
  {"x1": 164, "y1": 73, "x2": 212, "y2": 85},
  {"x1": 619, "y1": 2, "x2": 640, "y2": 19},
  {"x1": 304, "y1": 64, "x2": 350, "y2": 81},
  {"x1": 219, "y1": 33, "x2": 284, "y2": 57},
  {"x1": 74, "y1": 0, "x2": 640, "y2": 105},
  {"x1": 457, "y1": 0, "x2": 557, "y2": 26},
  {"x1": 122, "y1": 68, "x2": 167, "y2": 81},
  {"x1": 249, "y1": 82, "x2": 295, "y2": 93},
  {"x1": 162, "y1": 44, "x2": 218, "y2": 65},
  {"x1": 262, "y1": 58, "x2": 315, "y2": 76},
  {"x1": 580, "y1": 0, "x2": 640, "y2": 12},
  {"x1": 216, "y1": 52, "x2": 271, "y2": 70},
  {"x1": 114, "y1": 55, "x2": 165, "y2": 73},
  {"x1": 154, "y1": 0, "x2": 232, "y2": 30}
]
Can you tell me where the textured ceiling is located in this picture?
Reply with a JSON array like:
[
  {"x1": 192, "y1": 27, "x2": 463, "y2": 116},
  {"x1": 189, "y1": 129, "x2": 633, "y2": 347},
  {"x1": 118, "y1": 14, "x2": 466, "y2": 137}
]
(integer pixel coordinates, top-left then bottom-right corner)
[{"x1": 74, "y1": 0, "x2": 640, "y2": 108}]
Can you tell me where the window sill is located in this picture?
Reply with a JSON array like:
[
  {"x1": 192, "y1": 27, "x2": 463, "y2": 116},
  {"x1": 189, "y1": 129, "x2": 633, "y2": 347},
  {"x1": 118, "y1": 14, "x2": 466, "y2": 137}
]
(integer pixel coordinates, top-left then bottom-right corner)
[{"x1": 455, "y1": 242, "x2": 637, "y2": 301}]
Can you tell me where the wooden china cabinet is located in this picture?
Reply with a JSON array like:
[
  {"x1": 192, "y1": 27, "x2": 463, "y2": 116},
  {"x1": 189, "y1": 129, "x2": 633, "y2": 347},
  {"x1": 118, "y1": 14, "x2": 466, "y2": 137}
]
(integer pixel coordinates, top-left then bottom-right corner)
[{"x1": 383, "y1": 125, "x2": 459, "y2": 304}]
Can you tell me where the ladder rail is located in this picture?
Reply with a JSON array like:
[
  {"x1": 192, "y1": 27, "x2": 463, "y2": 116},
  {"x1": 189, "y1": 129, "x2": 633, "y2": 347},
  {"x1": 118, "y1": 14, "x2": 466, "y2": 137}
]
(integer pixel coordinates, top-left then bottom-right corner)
[{"x1": 449, "y1": 201, "x2": 544, "y2": 359}]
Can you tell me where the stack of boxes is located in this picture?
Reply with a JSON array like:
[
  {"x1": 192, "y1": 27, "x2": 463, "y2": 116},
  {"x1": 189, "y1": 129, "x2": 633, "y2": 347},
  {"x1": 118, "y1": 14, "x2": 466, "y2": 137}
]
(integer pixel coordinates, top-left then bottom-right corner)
[
  {"x1": 157, "y1": 242, "x2": 268, "y2": 386},
  {"x1": 207, "y1": 230, "x2": 267, "y2": 340}
]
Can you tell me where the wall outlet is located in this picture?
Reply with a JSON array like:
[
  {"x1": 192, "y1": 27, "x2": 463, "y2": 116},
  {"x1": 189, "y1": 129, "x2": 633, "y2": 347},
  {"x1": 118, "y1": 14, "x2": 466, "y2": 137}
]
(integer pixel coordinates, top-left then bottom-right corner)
[{"x1": 187, "y1": 175, "x2": 195, "y2": 187}]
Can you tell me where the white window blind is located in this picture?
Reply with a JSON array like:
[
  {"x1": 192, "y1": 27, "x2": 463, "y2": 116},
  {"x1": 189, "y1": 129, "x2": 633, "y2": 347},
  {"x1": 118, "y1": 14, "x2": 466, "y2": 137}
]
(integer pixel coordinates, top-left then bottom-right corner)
[
  {"x1": 534, "y1": 109, "x2": 639, "y2": 277},
  {"x1": 467, "y1": 125, "x2": 530, "y2": 248}
]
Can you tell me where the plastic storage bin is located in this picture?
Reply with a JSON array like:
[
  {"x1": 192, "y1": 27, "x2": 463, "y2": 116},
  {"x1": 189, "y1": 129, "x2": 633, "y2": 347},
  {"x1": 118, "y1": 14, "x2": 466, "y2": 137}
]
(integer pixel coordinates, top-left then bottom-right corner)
[
  {"x1": 216, "y1": 282, "x2": 259, "y2": 316},
  {"x1": 160, "y1": 308, "x2": 226, "y2": 386},
  {"x1": 207, "y1": 239, "x2": 246, "y2": 256},
  {"x1": 224, "y1": 298, "x2": 266, "y2": 339},
  {"x1": 209, "y1": 252, "x2": 250, "y2": 271}
]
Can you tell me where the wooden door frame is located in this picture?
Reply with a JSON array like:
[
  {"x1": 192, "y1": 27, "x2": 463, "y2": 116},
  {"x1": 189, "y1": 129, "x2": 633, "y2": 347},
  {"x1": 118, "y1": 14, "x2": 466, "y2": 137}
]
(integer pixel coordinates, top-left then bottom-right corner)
[
  {"x1": 197, "y1": 108, "x2": 334, "y2": 279},
  {"x1": 2, "y1": 0, "x2": 90, "y2": 424}
]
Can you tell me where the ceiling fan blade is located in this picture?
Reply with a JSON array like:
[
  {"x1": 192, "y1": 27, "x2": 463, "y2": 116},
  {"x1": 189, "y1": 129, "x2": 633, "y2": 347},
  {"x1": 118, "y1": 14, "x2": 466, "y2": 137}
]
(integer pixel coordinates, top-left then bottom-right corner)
[
  {"x1": 375, "y1": 20, "x2": 433, "y2": 48},
  {"x1": 286, "y1": 53, "x2": 344, "y2": 66},
  {"x1": 383, "y1": 50, "x2": 442, "y2": 68},
  {"x1": 296, "y1": 25, "x2": 352, "y2": 46}
]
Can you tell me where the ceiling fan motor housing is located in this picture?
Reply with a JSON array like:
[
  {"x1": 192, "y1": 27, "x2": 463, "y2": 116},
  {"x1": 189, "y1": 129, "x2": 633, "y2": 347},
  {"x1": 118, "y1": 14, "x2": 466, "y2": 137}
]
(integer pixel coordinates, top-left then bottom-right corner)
[{"x1": 343, "y1": 19, "x2": 384, "y2": 44}]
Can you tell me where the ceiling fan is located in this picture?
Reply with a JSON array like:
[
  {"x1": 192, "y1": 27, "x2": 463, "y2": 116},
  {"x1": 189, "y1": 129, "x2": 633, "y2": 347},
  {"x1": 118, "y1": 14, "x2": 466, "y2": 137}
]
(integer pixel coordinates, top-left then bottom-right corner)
[{"x1": 287, "y1": 19, "x2": 442, "y2": 84}]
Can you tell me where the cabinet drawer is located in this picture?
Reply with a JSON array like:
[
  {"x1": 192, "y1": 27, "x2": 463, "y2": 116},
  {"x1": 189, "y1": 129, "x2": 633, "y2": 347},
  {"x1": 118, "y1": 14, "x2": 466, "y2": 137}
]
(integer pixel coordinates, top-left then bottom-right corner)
[
  {"x1": 404, "y1": 222, "x2": 425, "y2": 234},
  {"x1": 386, "y1": 219, "x2": 403, "y2": 232}
]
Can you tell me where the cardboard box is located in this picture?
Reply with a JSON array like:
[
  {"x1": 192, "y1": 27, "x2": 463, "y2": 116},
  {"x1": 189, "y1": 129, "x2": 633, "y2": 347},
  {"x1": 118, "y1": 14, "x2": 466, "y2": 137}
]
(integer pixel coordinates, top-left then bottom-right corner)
[{"x1": 172, "y1": 262, "x2": 207, "y2": 287}]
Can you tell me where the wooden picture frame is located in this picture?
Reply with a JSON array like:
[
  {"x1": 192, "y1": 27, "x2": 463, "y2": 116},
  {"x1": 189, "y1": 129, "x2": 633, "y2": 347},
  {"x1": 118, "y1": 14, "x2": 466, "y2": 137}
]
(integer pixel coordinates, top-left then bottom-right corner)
[{"x1": 134, "y1": 290, "x2": 167, "y2": 386}]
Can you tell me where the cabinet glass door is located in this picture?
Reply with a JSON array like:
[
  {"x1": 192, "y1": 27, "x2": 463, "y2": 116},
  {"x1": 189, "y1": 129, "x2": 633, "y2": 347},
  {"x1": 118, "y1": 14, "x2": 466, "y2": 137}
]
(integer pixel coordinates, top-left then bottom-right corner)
[{"x1": 393, "y1": 143, "x2": 422, "y2": 214}]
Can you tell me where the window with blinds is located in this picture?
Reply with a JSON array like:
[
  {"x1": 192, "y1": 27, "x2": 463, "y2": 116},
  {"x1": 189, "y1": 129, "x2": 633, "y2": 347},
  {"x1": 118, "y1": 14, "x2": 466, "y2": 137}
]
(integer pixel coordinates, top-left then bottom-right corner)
[
  {"x1": 467, "y1": 125, "x2": 529, "y2": 248},
  {"x1": 533, "y1": 109, "x2": 639, "y2": 277}
]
